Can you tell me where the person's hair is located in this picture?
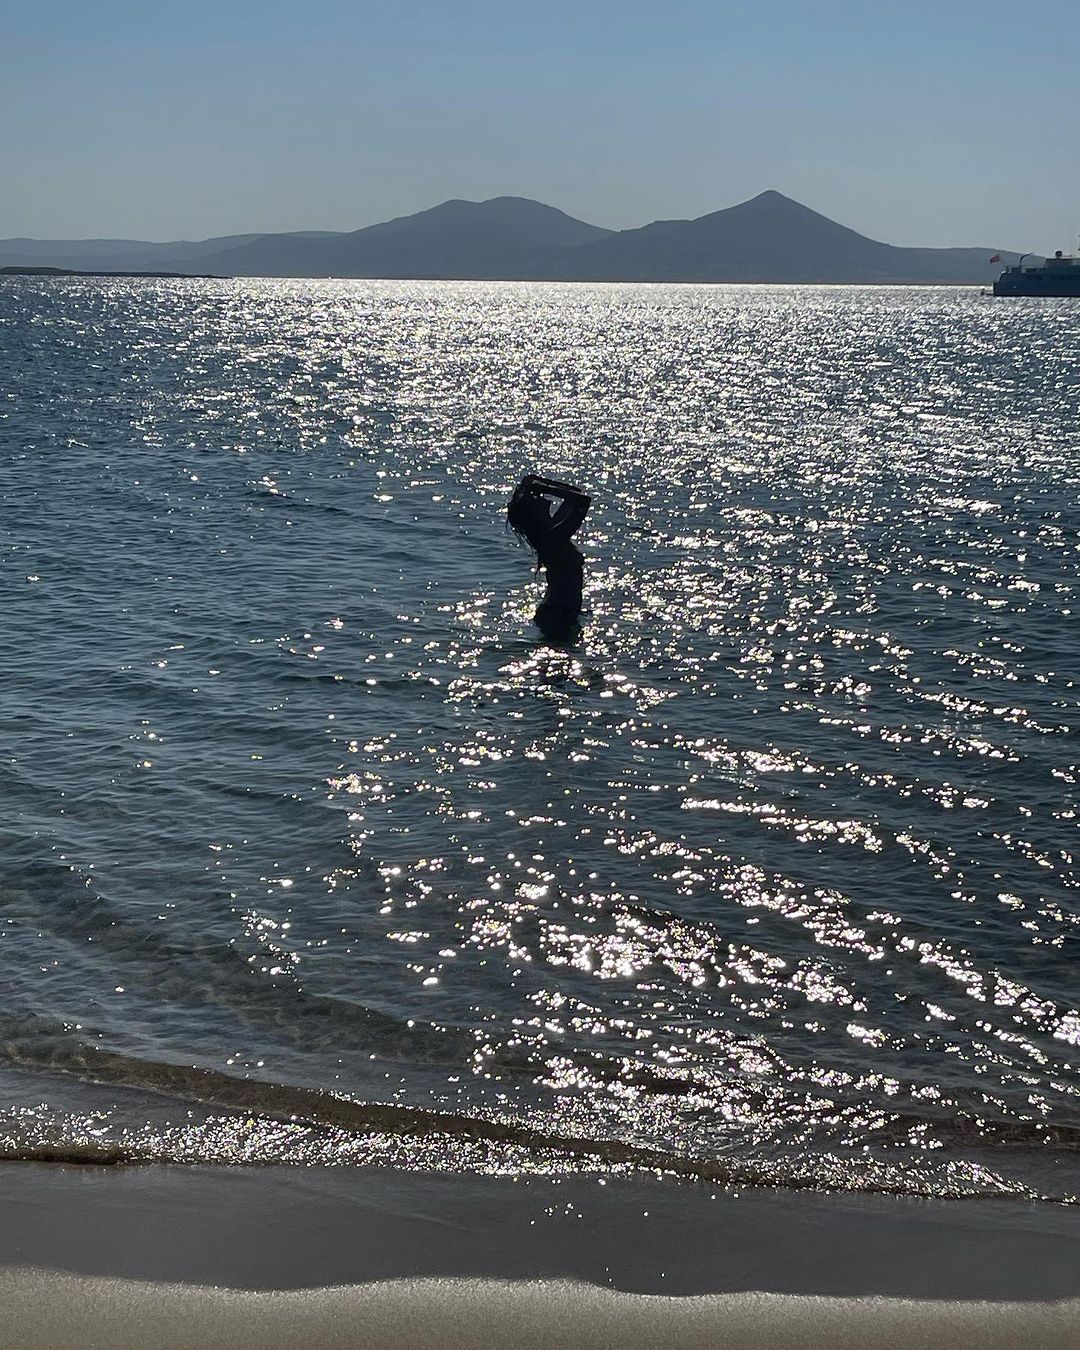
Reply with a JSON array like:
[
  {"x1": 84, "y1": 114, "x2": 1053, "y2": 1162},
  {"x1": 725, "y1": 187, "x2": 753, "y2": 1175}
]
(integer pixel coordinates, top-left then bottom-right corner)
[{"x1": 507, "y1": 482, "x2": 541, "y2": 569}]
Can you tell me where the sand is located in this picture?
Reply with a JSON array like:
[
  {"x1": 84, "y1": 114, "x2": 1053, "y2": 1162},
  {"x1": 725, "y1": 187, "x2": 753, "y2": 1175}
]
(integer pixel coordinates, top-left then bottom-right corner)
[{"x1": 2, "y1": 1163, "x2": 1080, "y2": 1348}]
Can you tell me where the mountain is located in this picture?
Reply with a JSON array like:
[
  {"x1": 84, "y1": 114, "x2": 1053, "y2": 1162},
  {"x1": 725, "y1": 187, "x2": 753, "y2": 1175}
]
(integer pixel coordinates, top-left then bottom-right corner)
[
  {"x1": 530, "y1": 190, "x2": 1013, "y2": 284},
  {"x1": 187, "y1": 197, "x2": 613, "y2": 278},
  {"x1": 1, "y1": 193, "x2": 1021, "y2": 284},
  {"x1": 0, "y1": 231, "x2": 340, "y2": 274}
]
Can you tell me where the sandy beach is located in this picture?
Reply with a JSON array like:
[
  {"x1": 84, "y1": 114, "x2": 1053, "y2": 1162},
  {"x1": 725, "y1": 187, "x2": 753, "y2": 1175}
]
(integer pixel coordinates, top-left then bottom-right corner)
[{"x1": 3, "y1": 1163, "x2": 1080, "y2": 1348}]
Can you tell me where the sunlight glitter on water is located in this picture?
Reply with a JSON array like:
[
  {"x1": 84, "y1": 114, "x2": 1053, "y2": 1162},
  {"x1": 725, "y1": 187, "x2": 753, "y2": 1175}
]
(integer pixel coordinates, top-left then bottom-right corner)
[{"x1": 1, "y1": 278, "x2": 1078, "y2": 1197}]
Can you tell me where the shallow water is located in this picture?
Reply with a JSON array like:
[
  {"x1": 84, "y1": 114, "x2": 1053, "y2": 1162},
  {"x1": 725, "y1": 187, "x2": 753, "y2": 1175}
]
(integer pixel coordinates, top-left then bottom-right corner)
[{"x1": 2, "y1": 277, "x2": 1079, "y2": 1199}]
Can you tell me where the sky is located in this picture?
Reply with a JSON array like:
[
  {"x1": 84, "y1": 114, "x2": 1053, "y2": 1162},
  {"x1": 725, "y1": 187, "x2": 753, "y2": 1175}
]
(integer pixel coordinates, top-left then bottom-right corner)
[{"x1": 2, "y1": 0, "x2": 1078, "y2": 252}]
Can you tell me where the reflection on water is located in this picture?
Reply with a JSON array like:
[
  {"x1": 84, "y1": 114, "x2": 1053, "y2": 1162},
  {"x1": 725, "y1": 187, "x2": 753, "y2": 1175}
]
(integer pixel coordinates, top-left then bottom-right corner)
[{"x1": 1, "y1": 278, "x2": 1079, "y2": 1199}]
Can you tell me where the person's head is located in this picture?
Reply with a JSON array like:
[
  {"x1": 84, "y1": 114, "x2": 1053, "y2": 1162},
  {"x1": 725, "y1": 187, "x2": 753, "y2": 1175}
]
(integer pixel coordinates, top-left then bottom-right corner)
[
  {"x1": 507, "y1": 478, "x2": 547, "y2": 557},
  {"x1": 507, "y1": 480, "x2": 535, "y2": 538}
]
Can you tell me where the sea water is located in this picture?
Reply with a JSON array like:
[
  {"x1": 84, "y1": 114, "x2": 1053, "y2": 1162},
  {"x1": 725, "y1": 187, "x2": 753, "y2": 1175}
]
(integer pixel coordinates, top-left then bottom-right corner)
[{"x1": 1, "y1": 277, "x2": 1078, "y2": 1200}]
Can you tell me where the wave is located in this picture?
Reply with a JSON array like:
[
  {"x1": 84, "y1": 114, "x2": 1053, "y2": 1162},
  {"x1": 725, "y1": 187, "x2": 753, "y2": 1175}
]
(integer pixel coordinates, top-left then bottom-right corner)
[{"x1": 0, "y1": 1019, "x2": 1073, "y2": 1202}]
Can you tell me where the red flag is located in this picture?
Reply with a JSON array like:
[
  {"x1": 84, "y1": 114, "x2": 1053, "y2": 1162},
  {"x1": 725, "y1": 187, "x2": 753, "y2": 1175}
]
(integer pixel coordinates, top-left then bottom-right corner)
[{"x1": 989, "y1": 254, "x2": 1002, "y2": 263}]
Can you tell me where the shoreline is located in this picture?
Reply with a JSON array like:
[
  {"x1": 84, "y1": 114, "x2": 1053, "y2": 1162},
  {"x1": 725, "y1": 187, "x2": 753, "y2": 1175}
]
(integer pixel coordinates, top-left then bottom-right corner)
[
  {"x1": 4, "y1": 1163, "x2": 1080, "y2": 1347},
  {"x1": 0, "y1": 265, "x2": 225, "y2": 278}
]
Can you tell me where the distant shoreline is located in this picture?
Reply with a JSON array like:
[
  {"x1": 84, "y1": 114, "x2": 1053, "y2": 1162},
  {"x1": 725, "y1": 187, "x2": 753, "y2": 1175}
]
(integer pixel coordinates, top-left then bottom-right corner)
[
  {"x1": 0, "y1": 266, "x2": 989, "y2": 288},
  {"x1": 0, "y1": 265, "x2": 226, "y2": 279}
]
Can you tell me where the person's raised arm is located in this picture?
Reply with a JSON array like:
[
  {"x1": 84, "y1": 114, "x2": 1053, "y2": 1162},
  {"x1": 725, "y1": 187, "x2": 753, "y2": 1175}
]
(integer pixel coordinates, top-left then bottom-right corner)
[
  {"x1": 533, "y1": 476, "x2": 586, "y2": 501},
  {"x1": 545, "y1": 483, "x2": 591, "y2": 538}
]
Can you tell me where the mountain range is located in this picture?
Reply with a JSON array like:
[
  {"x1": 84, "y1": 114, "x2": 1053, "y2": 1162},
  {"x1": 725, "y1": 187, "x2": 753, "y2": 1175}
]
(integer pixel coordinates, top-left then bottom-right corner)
[{"x1": 0, "y1": 192, "x2": 1023, "y2": 284}]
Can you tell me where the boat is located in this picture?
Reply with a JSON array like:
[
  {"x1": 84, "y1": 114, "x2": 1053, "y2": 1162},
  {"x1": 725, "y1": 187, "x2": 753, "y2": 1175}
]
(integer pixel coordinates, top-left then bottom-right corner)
[{"x1": 993, "y1": 250, "x2": 1080, "y2": 297}]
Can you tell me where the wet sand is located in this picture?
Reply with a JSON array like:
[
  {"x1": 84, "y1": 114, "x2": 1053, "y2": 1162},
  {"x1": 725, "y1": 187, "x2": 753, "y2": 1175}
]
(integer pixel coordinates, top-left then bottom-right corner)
[{"x1": 3, "y1": 1164, "x2": 1080, "y2": 1347}]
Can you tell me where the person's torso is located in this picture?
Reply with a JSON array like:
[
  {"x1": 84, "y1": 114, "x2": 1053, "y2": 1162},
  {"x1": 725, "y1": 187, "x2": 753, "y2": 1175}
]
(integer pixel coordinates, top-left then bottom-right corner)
[{"x1": 538, "y1": 541, "x2": 583, "y2": 608}]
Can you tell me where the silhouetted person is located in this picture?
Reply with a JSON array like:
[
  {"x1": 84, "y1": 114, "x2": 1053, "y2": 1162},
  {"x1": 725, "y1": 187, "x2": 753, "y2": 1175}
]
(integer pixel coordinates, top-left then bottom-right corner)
[{"x1": 507, "y1": 473, "x2": 591, "y2": 642}]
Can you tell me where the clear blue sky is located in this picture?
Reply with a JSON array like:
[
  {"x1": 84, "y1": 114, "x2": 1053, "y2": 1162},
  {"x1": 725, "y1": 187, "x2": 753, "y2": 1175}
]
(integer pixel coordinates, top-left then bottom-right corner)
[{"x1": 2, "y1": 0, "x2": 1077, "y2": 251}]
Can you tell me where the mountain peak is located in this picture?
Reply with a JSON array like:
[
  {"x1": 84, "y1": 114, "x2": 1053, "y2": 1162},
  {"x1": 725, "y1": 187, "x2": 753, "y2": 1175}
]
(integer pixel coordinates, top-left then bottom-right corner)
[
  {"x1": 427, "y1": 196, "x2": 610, "y2": 230},
  {"x1": 737, "y1": 189, "x2": 817, "y2": 213}
]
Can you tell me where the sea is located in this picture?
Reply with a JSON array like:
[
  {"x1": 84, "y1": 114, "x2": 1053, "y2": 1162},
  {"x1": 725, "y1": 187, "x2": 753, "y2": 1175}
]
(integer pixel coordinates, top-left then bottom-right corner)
[{"x1": 2, "y1": 277, "x2": 1079, "y2": 1203}]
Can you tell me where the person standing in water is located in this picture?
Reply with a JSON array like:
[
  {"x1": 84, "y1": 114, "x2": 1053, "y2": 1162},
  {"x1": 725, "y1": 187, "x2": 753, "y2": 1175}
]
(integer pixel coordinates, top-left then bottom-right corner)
[{"x1": 507, "y1": 473, "x2": 591, "y2": 642}]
